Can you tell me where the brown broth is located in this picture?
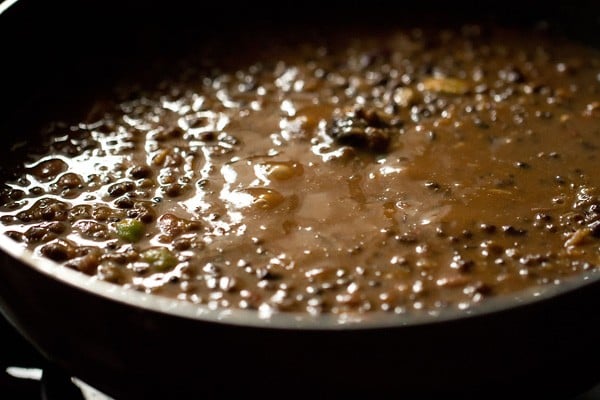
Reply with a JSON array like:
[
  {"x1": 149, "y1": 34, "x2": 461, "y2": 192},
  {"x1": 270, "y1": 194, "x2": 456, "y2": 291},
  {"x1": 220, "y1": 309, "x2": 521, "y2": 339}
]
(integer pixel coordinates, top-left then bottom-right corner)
[{"x1": 1, "y1": 25, "x2": 599, "y2": 316}]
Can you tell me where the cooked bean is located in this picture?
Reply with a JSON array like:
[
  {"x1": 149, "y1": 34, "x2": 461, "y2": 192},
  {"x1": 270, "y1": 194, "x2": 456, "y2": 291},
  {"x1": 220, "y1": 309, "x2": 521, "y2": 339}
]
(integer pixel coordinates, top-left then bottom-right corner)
[
  {"x1": 157, "y1": 213, "x2": 201, "y2": 237},
  {"x1": 65, "y1": 248, "x2": 101, "y2": 275},
  {"x1": 163, "y1": 183, "x2": 188, "y2": 198},
  {"x1": 73, "y1": 220, "x2": 109, "y2": 240},
  {"x1": 243, "y1": 188, "x2": 284, "y2": 210},
  {"x1": 16, "y1": 198, "x2": 69, "y2": 223},
  {"x1": 129, "y1": 165, "x2": 153, "y2": 179},
  {"x1": 115, "y1": 196, "x2": 135, "y2": 209},
  {"x1": 108, "y1": 181, "x2": 135, "y2": 197},
  {"x1": 133, "y1": 201, "x2": 156, "y2": 224},
  {"x1": 57, "y1": 173, "x2": 83, "y2": 189},
  {"x1": 29, "y1": 159, "x2": 68, "y2": 182},
  {"x1": 261, "y1": 161, "x2": 303, "y2": 181},
  {"x1": 92, "y1": 206, "x2": 115, "y2": 222},
  {"x1": 40, "y1": 239, "x2": 76, "y2": 261}
]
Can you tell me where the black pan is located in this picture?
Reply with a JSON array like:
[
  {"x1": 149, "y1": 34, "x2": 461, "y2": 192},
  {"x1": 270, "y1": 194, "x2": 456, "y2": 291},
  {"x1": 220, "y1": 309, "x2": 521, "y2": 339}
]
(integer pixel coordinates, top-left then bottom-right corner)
[{"x1": 0, "y1": 1, "x2": 599, "y2": 399}]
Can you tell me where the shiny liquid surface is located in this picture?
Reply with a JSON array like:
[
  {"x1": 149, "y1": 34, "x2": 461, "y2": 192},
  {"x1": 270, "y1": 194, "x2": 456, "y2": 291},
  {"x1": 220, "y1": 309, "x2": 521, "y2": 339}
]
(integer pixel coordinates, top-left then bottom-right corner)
[{"x1": 1, "y1": 25, "x2": 599, "y2": 316}]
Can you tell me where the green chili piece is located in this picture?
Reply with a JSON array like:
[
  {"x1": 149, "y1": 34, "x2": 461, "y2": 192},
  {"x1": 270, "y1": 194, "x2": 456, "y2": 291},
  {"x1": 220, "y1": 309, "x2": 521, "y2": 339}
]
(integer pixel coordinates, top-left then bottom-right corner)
[
  {"x1": 141, "y1": 247, "x2": 178, "y2": 271},
  {"x1": 116, "y1": 218, "x2": 145, "y2": 242}
]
